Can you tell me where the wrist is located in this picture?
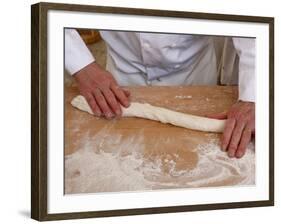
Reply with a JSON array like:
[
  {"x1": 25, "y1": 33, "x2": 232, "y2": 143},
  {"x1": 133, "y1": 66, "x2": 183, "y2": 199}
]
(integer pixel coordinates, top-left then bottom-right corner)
[{"x1": 73, "y1": 62, "x2": 97, "y2": 80}]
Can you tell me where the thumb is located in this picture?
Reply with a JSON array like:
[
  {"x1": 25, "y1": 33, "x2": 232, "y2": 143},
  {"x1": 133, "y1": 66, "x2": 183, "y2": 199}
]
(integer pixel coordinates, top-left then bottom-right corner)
[{"x1": 205, "y1": 111, "x2": 228, "y2": 120}]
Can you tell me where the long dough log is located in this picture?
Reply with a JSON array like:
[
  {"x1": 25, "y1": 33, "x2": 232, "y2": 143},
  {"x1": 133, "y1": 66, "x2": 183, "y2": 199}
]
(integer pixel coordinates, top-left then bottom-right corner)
[{"x1": 71, "y1": 95, "x2": 226, "y2": 133}]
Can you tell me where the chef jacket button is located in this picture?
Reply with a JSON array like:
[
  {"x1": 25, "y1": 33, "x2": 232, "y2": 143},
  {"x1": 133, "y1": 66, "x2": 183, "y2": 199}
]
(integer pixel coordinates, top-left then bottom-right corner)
[
  {"x1": 171, "y1": 43, "x2": 177, "y2": 47},
  {"x1": 174, "y1": 64, "x2": 181, "y2": 68}
]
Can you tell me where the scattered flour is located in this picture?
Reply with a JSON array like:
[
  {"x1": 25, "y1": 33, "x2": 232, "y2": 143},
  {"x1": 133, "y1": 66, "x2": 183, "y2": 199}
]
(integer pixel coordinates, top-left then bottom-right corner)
[
  {"x1": 174, "y1": 95, "x2": 192, "y2": 99},
  {"x1": 65, "y1": 128, "x2": 255, "y2": 194}
]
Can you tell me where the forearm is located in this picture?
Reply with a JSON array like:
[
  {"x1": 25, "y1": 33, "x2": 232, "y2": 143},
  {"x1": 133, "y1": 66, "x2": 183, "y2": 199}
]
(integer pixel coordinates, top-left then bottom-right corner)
[
  {"x1": 64, "y1": 29, "x2": 95, "y2": 75},
  {"x1": 232, "y1": 38, "x2": 255, "y2": 102}
]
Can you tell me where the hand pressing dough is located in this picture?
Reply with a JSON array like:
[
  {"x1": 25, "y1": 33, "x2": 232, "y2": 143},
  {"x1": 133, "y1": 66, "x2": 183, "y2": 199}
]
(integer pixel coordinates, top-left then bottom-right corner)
[{"x1": 71, "y1": 95, "x2": 226, "y2": 133}]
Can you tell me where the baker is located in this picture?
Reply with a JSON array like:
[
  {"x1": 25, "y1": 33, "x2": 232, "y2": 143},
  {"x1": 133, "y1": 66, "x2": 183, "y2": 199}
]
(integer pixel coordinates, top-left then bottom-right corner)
[{"x1": 65, "y1": 29, "x2": 255, "y2": 159}]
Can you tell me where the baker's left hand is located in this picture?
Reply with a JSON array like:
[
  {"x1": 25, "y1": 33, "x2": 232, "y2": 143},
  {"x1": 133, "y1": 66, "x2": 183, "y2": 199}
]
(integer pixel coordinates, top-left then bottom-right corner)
[{"x1": 207, "y1": 101, "x2": 255, "y2": 158}]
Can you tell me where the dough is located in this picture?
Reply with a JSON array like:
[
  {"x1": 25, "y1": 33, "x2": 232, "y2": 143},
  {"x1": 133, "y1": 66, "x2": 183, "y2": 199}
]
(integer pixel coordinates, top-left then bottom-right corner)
[{"x1": 71, "y1": 95, "x2": 226, "y2": 133}]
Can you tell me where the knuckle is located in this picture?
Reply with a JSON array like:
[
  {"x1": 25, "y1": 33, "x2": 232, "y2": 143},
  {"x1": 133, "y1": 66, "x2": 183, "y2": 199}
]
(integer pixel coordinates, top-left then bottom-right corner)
[
  {"x1": 239, "y1": 116, "x2": 248, "y2": 124},
  {"x1": 100, "y1": 102, "x2": 109, "y2": 111},
  {"x1": 232, "y1": 127, "x2": 240, "y2": 136},
  {"x1": 95, "y1": 98, "x2": 106, "y2": 107},
  {"x1": 227, "y1": 118, "x2": 236, "y2": 126},
  {"x1": 95, "y1": 94, "x2": 104, "y2": 102},
  {"x1": 116, "y1": 91, "x2": 124, "y2": 99},
  {"x1": 111, "y1": 82, "x2": 119, "y2": 88},
  {"x1": 99, "y1": 86, "x2": 108, "y2": 93},
  {"x1": 108, "y1": 100, "x2": 118, "y2": 109},
  {"x1": 113, "y1": 84, "x2": 120, "y2": 90},
  {"x1": 222, "y1": 139, "x2": 229, "y2": 146},
  {"x1": 106, "y1": 97, "x2": 116, "y2": 105}
]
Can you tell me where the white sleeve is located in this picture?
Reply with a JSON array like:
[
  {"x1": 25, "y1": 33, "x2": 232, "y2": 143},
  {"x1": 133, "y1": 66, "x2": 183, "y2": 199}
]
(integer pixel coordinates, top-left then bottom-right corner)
[
  {"x1": 64, "y1": 29, "x2": 95, "y2": 75},
  {"x1": 232, "y1": 38, "x2": 256, "y2": 102}
]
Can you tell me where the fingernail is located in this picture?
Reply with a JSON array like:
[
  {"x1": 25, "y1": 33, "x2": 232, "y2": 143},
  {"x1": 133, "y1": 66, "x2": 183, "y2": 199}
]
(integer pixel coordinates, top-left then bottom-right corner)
[
  {"x1": 236, "y1": 151, "x2": 243, "y2": 158},
  {"x1": 228, "y1": 151, "x2": 235, "y2": 158},
  {"x1": 221, "y1": 145, "x2": 226, "y2": 151}
]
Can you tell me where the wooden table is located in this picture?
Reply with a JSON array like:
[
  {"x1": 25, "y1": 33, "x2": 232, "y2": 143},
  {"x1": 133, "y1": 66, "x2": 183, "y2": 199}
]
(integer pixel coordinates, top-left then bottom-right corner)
[
  {"x1": 65, "y1": 85, "x2": 238, "y2": 165},
  {"x1": 65, "y1": 85, "x2": 258, "y2": 194}
]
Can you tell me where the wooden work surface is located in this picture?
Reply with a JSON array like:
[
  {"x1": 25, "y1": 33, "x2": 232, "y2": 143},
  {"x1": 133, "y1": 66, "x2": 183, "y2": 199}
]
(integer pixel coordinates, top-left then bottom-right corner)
[
  {"x1": 64, "y1": 85, "x2": 257, "y2": 194},
  {"x1": 65, "y1": 86, "x2": 238, "y2": 156}
]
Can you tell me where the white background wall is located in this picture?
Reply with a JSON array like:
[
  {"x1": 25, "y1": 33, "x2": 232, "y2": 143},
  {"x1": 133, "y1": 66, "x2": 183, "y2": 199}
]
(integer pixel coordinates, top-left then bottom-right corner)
[{"x1": 0, "y1": 0, "x2": 279, "y2": 223}]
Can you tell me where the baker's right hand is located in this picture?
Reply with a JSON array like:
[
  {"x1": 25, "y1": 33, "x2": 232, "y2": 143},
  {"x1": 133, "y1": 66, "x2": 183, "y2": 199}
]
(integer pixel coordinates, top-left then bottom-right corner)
[{"x1": 74, "y1": 62, "x2": 130, "y2": 119}]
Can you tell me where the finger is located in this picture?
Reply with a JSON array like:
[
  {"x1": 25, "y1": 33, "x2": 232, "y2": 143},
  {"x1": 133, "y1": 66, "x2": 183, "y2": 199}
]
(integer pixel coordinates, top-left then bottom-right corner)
[
  {"x1": 206, "y1": 111, "x2": 227, "y2": 120},
  {"x1": 221, "y1": 118, "x2": 236, "y2": 152},
  {"x1": 111, "y1": 84, "x2": 130, "y2": 107},
  {"x1": 93, "y1": 89, "x2": 114, "y2": 119},
  {"x1": 235, "y1": 126, "x2": 252, "y2": 158},
  {"x1": 101, "y1": 88, "x2": 122, "y2": 116},
  {"x1": 227, "y1": 120, "x2": 246, "y2": 158},
  {"x1": 84, "y1": 93, "x2": 101, "y2": 116},
  {"x1": 123, "y1": 89, "x2": 131, "y2": 97}
]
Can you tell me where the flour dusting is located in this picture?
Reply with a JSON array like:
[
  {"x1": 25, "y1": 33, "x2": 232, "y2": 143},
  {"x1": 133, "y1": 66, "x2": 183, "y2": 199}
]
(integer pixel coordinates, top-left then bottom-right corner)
[
  {"x1": 65, "y1": 128, "x2": 255, "y2": 194},
  {"x1": 175, "y1": 95, "x2": 192, "y2": 99}
]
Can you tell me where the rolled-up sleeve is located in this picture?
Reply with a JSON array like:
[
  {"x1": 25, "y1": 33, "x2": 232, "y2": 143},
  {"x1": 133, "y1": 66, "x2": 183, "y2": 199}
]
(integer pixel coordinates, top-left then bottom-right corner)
[
  {"x1": 64, "y1": 29, "x2": 95, "y2": 75},
  {"x1": 232, "y1": 38, "x2": 256, "y2": 102}
]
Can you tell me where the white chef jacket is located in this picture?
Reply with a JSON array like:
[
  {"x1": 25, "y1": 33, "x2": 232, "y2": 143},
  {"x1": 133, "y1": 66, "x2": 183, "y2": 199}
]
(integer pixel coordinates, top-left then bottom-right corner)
[{"x1": 65, "y1": 29, "x2": 255, "y2": 102}]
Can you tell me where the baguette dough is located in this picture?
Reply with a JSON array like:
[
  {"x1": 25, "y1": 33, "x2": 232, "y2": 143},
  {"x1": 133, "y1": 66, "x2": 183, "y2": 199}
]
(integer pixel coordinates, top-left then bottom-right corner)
[{"x1": 71, "y1": 95, "x2": 226, "y2": 133}]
